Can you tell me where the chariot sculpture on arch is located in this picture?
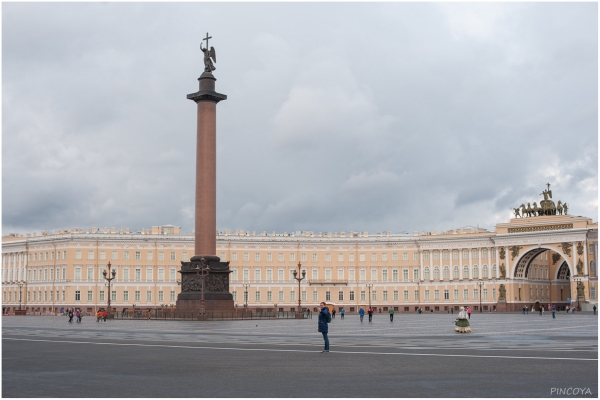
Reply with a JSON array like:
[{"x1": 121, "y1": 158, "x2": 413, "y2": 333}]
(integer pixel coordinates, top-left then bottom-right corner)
[
  {"x1": 512, "y1": 183, "x2": 567, "y2": 218},
  {"x1": 200, "y1": 32, "x2": 217, "y2": 73}
]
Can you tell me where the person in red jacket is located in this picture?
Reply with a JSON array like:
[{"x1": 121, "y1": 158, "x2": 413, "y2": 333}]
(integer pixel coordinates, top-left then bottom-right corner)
[
  {"x1": 367, "y1": 307, "x2": 374, "y2": 322},
  {"x1": 102, "y1": 310, "x2": 107, "y2": 323},
  {"x1": 467, "y1": 307, "x2": 472, "y2": 319}
]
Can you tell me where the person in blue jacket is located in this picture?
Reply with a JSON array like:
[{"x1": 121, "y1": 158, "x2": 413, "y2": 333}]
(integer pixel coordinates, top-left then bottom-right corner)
[
  {"x1": 318, "y1": 302, "x2": 330, "y2": 353},
  {"x1": 358, "y1": 307, "x2": 365, "y2": 322}
]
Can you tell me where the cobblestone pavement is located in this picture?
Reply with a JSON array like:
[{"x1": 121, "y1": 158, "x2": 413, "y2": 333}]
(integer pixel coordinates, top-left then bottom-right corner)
[{"x1": 3, "y1": 313, "x2": 597, "y2": 397}]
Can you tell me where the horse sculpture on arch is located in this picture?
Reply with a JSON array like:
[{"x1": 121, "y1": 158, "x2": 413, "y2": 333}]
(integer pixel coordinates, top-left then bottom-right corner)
[{"x1": 514, "y1": 184, "x2": 566, "y2": 218}]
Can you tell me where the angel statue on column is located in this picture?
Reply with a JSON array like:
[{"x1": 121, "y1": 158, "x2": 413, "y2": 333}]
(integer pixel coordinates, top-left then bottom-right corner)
[{"x1": 201, "y1": 42, "x2": 216, "y2": 73}]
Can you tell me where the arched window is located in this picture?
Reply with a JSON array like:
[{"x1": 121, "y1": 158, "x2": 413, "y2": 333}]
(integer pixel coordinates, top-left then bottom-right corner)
[
  {"x1": 590, "y1": 260, "x2": 596, "y2": 276},
  {"x1": 492, "y1": 265, "x2": 497, "y2": 278},
  {"x1": 434, "y1": 267, "x2": 440, "y2": 280},
  {"x1": 424, "y1": 267, "x2": 430, "y2": 280},
  {"x1": 473, "y1": 265, "x2": 479, "y2": 279},
  {"x1": 453, "y1": 266, "x2": 460, "y2": 279},
  {"x1": 482, "y1": 265, "x2": 488, "y2": 278},
  {"x1": 463, "y1": 265, "x2": 469, "y2": 279},
  {"x1": 444, "y1": 266, "x2": 450, "y2": 280}
]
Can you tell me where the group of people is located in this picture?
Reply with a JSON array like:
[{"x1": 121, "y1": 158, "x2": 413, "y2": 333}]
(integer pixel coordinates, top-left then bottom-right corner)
[
  {"x1": 65, "y1": 308, "x2": 84, "y2": 323},
  {"x1": 96, "y1": 310, "x2": 108, "y2": 323}
]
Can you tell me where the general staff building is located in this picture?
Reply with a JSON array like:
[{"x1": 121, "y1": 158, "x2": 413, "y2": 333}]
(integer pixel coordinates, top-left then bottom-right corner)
[{"x1": 2, "y1": 214, "x2": 597, "y2": 314}]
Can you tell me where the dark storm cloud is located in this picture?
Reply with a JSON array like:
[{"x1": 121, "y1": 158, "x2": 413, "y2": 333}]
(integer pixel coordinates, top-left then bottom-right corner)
[{"x1": 2, "y1": 3, "x2": 597, "y2": 235}]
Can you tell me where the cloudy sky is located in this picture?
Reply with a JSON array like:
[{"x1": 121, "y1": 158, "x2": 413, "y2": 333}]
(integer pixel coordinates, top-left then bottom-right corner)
[{"x1": 3, "y1": 2, "x2": 598, "y2": 236}]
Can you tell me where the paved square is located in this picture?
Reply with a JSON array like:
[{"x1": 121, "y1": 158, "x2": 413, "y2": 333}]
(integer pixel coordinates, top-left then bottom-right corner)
[{"x1": 3, "y1": 312, "x2": 597, "y2": 397}]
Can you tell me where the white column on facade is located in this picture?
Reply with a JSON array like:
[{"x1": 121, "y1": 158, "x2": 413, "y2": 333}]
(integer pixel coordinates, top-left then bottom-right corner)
[
  {"x1": 419, "y1": 251, "x2": 424, "y2": 281},
  {"x1": 583, "y1": 241, "x2": 588, "y2": 276},
  {"x1": 429, "y1": 250, "x2": 433, "y2": 280},
  {"x1": 572, "y1": 241, "x2": 577, "y2": 276},
  {"x1": 458, "y1": 248, "x2": 463, "y2": 280},
  {"x1": 487, "y1": 247, "x2": 492, "y2": 278}
]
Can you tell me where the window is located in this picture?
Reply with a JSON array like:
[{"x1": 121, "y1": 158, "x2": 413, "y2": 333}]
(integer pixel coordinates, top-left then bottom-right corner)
[
  {"x1": 443, "y1": 251, "x2": 449, "y2": 260},
  {"x1": 88, "y1": 251, "x2": 94, "y2": 260},
  {"x1": 392, "y1": 253, "x2": 398, "y2": 261},
  {"x1": 99, "y1": 290, "x2": 105, "y2": 301},
  {"x1": 278, "y1": 270, "x2": 284, "y2": 282},
  {"x1": 402, "y1": 252, "x2": 408, "y2": 261},
  {"x1": 75, "y1": 250, "x2": 82, "y2": 260},
  {"x1": 371, "y1": 269, "x2": 377, "y2": 281},
  {"x1": 146, "y1": 267, "x2": 153, "y2": 281},
  {"x1": 254, "y1": 269, "x2": 261, "y2": 282},
  {"x1": 372, "y1": 291, "x2": 377, "y2": 301},
  {"x1": 474, "y1": 289, "x2": 479, "y2": 300},
  {"x1": 135, "y1": 252, "x2": 141, "y2": 260},
  {"x1": 414, "y1": 269, "x2": 419, "y2": 280},
  {"x1": 349, "y1": 253, "x2": 355, "y2": 262},
  {"x1": 424, "y1": 267, "x2": 430, "y2": 280},
  {"x1": 472, "y1": 249, "x2": 479, "y2": 259},
  {"x1": 591, "y1": 286, "x2": 596, "y2": 299},
  {"x1": 360, "y1": 291, "x2": 366, "y2": 301},
  {"x1": 463, "y1": 250, "x2": 469, "y2": 259},
  {"x1": 124, "y1": 251, "x2": 130, "y2": 261},
  {"x1": 74, "y1": 268, "x2": 81, "y2": 281},
  {"x1": 170, "y1": 252, "x2": 176, "y2": 261},
  {"x1": 278, "y1": 291, "x2": 284, "y2": 302},
  {"x1": 382, "y1": 253, "x2": 388, "y2": 262},
  {"x1": 443, "y1": 266, "x2": 450, "y2": 280},
  {"x1": 266, "y1": 269, "x2": 272, "y2": 281},
  {"x1": 325, "y1": 270, "x2": 331, "y2": 280},
  {"x1": 100, "y1": 251, "x2": 106, "y2": 260},
  {"x1": 424, "y1": 290, "x2": 430, "y2": 300},
  {"x1": 158, "y1": 291, "x2": 164, "y2": 302},
  {"x1": 267, "y1": 291, "x2": 272, "y2": 302},
  {"x1": 463, "y1": 289, "x2": 469, "y2": 300},
  {"x1": 403, "y1": 290, "x2": 408, "y2": 300},
  {"x1": 339, "y1": 291, "x2": 344, "y2": 301},
  {"x1": 434, "y1": 290, "x2": 439, "y2": 300},
  {"x1": 482, "y1": 266, "x2": 489, "y2": 278},
  {"x1": 278, "y1": 253, "x2": 284, "y2": 262},
  {"x1": 112, "y1": 291, "x2": 117, "y2": 301},
  {"x1": 383, "y1": 290, "x2": 388, "y2": 301},
  {"x1": 338, "y1": 253, "x2": 344, "y2": 262},
  {"x1": 267, "y1": 253, "x2": 272, "y2": 262},
  {"x1": 158, "y1": 269, "x2": 164, "y2": 281},
  {"x1": 434, "y1": 267, "x2": 440, "y2": 280},
  {"x1": 413, "y1": 253, "x2": 419, "y2": 261},
  {"x1": 454, "y1": 289, "x2": 459, "y2": 300},
  {"x1": 483, "y1": 288, "x2": 488, "y2": 299},
  {"x1": 313, "y1": 291, "x2": 318, "y2": 302},
  {"x1": 372, "y1": 254, "x2": 377, "y2": 262},
  {"x1": 88, "y1": 290, "x2": 93, "y2": 301},
  {"x1": 243, "y1": 269, "x2": 249, "y2": 281},
  {"x1": 453, "y1": 250, "x2": 459, "y2": 260},
  {"x1": 232, "y1": 253, "x2": 238, "y2": 262},
  {"x1": 482, "y1": 249, "x2": 488, "y2": 259},
  {"x1": 473, "y1": 266, "x2": 479, "y2": 279},
  {"x1": 112, "y1": 251, "x2": 118, "y2": 260},
  {"x1": 255, "y1": 291, "x2": 261, "y2": 302},
  {"x1": 146, "y1": 291, "x2": 152, "y2": 301},
  {"x1": 135, "y1": 269, "x2": 141, "y2": 281},
  {"x1": 170, "y1": 268, "x2": 176, "y2": 281},
  {"x1": 290, "y1": 253, "x2": 295, "y2": 262},
  {"x1": 255, "y1": 253, "x2": 260, "y2": 262},
  {"x1": 158, "y1": 252, "x2": 164, "y2": 261},
  {"x1": 325, "y1": 254, "x2": 331, "y2": 262},
  {"x1": 146, "y1": 252, "x2": 153, "y2": 261},
  {"x1": 492, "y1": 265, "x2": 497, "y2": 278},
  {"x1": 382, "y1": 270, "x2": 388, "y2": 281},
  {"x1": 360, "y1": 269, "x2": 366, "y2": 281},
  {"x1": 75, "y1": 291, "x2": 81, "y2": 301},
  {"x1": 312, "y1": 254, "x2": 318, "y2": 262},
  {"x1": 312, "y1": 269, "x2": 318, "y2": 280},
  {"x1": 424, "y1": 252, "x2": 429, "y2": 261},
  {"x1": 349, "y1": 291, "x2": 355, "y2": 301},
  {"x1": 359, "y1": 254, "x2": 365, "y2": 262},
  {"x1": 463, "y1": 266, "x2": 469, "y2": 279},
  {"x1": 170, "y1": 291, "x2": 175, "y2": 301},
  {"x1": 338, "y1": 269, "x2": 344, "y2": 280},
  {"x1": 302, "y1": 291, "x2": 307, "y2": 301},
  {"x1": 393, "y1": 269, "x2": 399, "y2": 281},
  {"x1": 433, "y1": 251, "x2": 439, "y2": 261},
  {"x1": 325, "y1": 291, "x2": 331, "y2": 301},
  {"x1": 243, "y1": 253, "x2": 249, "y2": 262},
  {"x1": 590, "y1": 261, "x2": 596, "y2": 276},
  {"x1": 87, "y1": 267, "x2": 94, "y2": 281},
  {"x1": 444, "y1": 290, "x2": 449, "y2": 300}
]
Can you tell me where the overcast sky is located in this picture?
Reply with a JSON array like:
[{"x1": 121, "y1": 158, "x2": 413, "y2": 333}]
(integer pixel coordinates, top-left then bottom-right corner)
[{"x1": 3, "y1": 2, "x2": 598, "y2": 236}]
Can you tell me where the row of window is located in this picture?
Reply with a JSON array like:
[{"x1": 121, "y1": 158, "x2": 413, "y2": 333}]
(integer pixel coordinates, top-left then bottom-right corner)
[
  {"x1": 2, "y1": 290, "x2": 177, "y2": 303},
  {"x1": 230, "y1": 288, "x2": 498, "y2": 303},
  {"x1": 230, "y1": 265, "x2": 499, "y2": 282},
  {"x1": 24, "y1": 250, "x2": 186, "y2": 262},
  {"x1": 225, "y1": 249, "x2": 497, "y2": 263}
]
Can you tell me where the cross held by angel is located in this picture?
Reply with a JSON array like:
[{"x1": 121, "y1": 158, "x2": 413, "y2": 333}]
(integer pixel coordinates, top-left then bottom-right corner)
[{"x1": 201, "y1": 32, "x2": 216, "y2": 73}]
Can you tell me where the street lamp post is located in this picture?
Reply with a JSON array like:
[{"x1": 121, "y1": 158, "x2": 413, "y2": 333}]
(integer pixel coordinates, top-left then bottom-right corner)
[
  {"x1": 477, "y1": 280, "x2": 484, "y2": 312},
  {"x1": 292, "y1": 262, "x2": 306, "y2": 319},
  {"x1": 196, "y1": 258, "x2": 210, "y2": 320},
  {"x1": 573, "y1": 277, "x2": 582, "y2": 312},
  {"x1": 416, "y1": 280, "x2": 421, "y2": 313},
  {"x1": 102, "y1": 262, "x2": 117, "y2": 316},
  {"x1": 242, "y1": 282, "x2": 250, "y2": 311},
  {"x1": 366, "y1": 282, "x2": 373, "y2": 310}
]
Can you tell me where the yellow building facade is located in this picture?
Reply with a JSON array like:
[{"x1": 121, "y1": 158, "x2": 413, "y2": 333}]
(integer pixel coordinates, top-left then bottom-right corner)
[{"x1": 2, "y1": 215, "x2": 597, "y2": 314}]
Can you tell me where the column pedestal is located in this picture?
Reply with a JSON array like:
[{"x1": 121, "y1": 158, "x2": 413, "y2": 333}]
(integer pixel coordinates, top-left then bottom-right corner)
[{"x1": 176, "y1": 256, "x2": 234, "y2": 311}]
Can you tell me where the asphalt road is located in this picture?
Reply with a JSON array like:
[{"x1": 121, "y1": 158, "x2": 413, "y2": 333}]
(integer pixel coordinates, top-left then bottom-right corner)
[{"x1": 3, "y1": 313, "x2": 597, "y2": 397}]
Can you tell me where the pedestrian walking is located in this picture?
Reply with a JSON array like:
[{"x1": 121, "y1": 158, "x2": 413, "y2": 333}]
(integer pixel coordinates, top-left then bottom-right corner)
[
  {"x1": 522, "y1": 306, "x2": 526, "y2": 315},
  {"x1": 68, "y1": 309, "x2": 74, "y2": 323},
  {"x1": 332, "y1": 309, "x2": 336, "y2": 319},
  {"x1": 451, "y1": 308, "x2": 454, "y2": 314},
  {"x1": 76, "y1": 310, "x2": 82, "y2": 323},
  {"x1": 317, "y1": 302, "x2": 330, "y2": 353},
  {"x1": 147, "y1": 310, "x2": 151, "y2": 320},
  {"x1": 552, "y1": 305, "x2": 556, "y2": 319},
  {"x1": 525, "y1": 306, "x2": 528, "y2": 315},
  {"x1": 102, "y1": 310, "x2": 107, "y2": 322},
  {"x1": 467, "y1": 307, "x2": 471, "y2": 319},
  {"x1": 340, "y1": 308, "x2": 345, "y2": 320},
  {"x1": 389, "y1": 307, "x2": 394, "y2": 322},
  {"x1": 96, "y1": 311, "x2": 101, "y2": 323},
  {"x1": 539, "y1": 306, "x2": 543, "y2": 316},
  {"x1": 358, "y1": 307, "x2": 365, "y2": 322},
  {"x1": 593, "y1": 305, "x2": 597, "y2": 315},
  {"x1": 367, "y1": 307, "x2": 374, "y2": 322}
]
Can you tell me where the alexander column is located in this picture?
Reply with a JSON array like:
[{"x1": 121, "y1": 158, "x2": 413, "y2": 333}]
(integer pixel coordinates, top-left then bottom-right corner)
[{"x1": 177, "y1": 33, "x2": 234, "y2": 311}]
